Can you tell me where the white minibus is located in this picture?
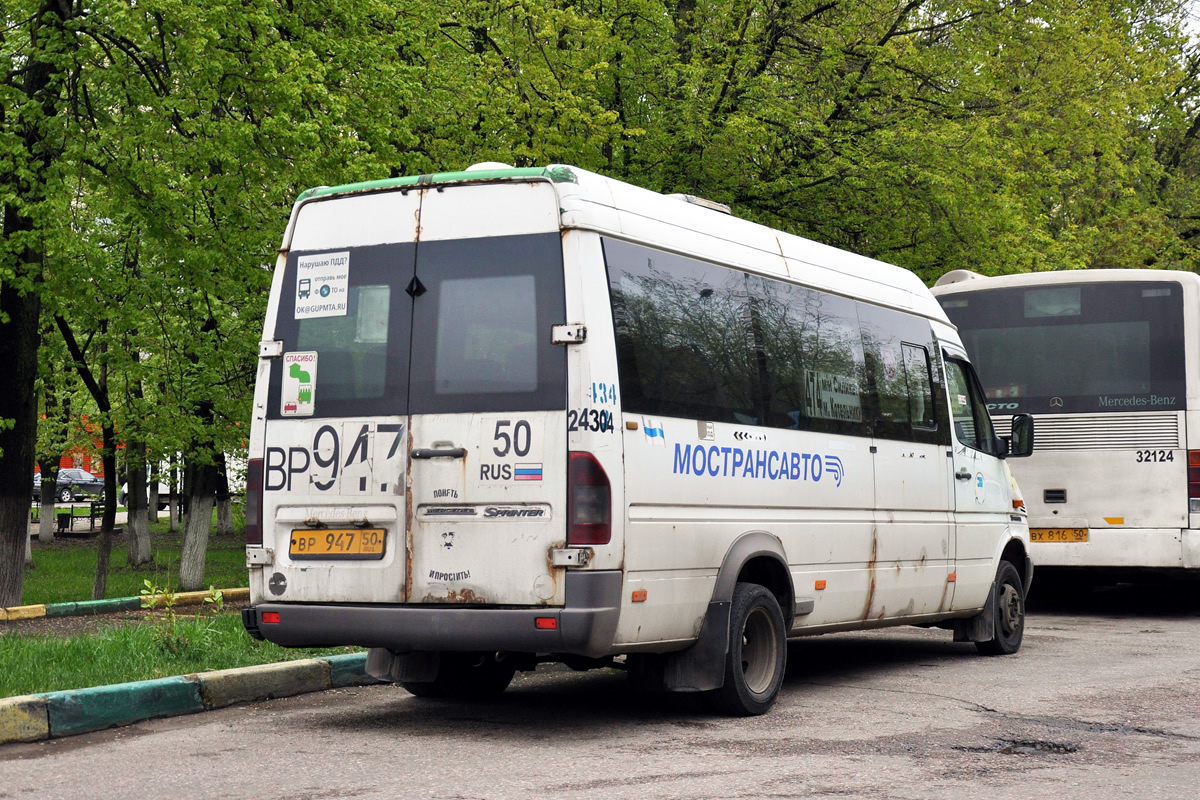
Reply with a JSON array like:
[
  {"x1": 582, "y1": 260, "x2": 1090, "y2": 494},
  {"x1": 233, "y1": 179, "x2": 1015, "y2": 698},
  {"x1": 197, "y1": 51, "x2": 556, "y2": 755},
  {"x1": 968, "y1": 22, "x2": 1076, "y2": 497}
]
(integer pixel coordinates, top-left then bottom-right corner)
[
  {"x1": 242, "y1": 165, "x2": 1034, "y2": 715},
  {"x1": 934, "y1": 269, "x2": 1200, "y2": 584}
]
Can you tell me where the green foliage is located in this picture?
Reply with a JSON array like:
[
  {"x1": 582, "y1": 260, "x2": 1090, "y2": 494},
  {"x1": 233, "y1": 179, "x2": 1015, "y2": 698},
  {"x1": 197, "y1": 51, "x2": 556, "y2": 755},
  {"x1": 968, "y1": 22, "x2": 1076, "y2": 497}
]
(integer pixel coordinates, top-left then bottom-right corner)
[
  {"x1": 0, "y1": 614, "x2": 358, "y2": 698},
  {"x1": 140, "y1": 579, "x2": 185, "y2": 652},
  {"x1": 205, "y1": 585, "x2": 225, "y2": 614},
  {"x1": 22, "y1": 531, "x2": 247, "y2": 606},
  {"x1": 3, "y1": 5, "x2": 1200, "y2": 593}
]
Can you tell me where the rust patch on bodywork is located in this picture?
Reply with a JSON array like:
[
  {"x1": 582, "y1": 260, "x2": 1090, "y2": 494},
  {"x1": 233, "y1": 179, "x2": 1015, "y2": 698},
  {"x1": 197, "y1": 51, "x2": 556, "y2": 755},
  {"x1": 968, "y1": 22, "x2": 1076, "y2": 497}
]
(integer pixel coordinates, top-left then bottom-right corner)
[
  {"x1": 404, "y1": 425, "x2": 414, "y2": 602},
  {"x1": 862, "y1": 526, "x2": 878, "y2": 620},
  {"x1": 937, "y1": 572, "x2": 953, "y2": 613},
  {"x1": 545, "y1": 545, "x2": 562, "y2": 596},
  {"x1": 421, "y1": 588, "x2": 485, "y2": 604}
]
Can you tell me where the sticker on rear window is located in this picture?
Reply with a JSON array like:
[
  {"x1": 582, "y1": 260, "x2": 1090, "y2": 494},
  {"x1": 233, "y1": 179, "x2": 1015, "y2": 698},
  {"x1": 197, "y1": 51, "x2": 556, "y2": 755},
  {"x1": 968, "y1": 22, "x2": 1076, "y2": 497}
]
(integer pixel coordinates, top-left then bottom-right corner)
[
  {"x1": 282, "y1": 352, "x2": 317, "y2": 416},
  {"x1": 295, "y1": 251, "x2": 349, "y2": 319}
]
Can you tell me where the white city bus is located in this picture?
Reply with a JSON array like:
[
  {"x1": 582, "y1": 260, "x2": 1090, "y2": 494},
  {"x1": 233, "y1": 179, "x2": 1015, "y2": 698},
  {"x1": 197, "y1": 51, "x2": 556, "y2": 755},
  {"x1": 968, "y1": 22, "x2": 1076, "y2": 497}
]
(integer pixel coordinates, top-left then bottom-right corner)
[
  {"x1": 241, "y1": 164, "x2": 1034, "y2": 715},
  {"x1": 933, "y1": 269, "x2": 1200, "y2": 583}
]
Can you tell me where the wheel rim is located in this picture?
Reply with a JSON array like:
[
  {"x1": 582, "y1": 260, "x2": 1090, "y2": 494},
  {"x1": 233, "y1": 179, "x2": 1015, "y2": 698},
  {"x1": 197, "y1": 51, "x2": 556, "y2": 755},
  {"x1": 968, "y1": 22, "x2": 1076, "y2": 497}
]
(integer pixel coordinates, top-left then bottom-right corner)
[
  {"x1": 997, "y1": 582, "x2": 1023, "y2": 637},
  {"x1": 740, "y1": 606, "x2": 779, "y2": 696}
]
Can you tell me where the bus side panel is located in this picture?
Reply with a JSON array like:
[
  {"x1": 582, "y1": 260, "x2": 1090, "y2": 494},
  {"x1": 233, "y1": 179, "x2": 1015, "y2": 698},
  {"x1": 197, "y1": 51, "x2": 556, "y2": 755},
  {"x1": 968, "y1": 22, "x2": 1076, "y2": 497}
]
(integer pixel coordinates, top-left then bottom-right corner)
[{"x1": 615, "y1": 421, "x2": 878, "y2": 645}]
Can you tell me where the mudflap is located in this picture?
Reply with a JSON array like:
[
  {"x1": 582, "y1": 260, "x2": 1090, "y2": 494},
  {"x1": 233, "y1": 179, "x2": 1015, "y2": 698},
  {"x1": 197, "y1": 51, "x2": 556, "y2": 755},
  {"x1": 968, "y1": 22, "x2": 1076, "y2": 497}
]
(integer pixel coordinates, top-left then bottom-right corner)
[
  {"x1": 242, "y1": 607, "x2": 264, "y2": 641},
  {"x1": 661, "y1": 600, "x2": 732, "y2": 692},
  {"x1": 953, "y1": 580, "x2": 996, "y2": 643}
]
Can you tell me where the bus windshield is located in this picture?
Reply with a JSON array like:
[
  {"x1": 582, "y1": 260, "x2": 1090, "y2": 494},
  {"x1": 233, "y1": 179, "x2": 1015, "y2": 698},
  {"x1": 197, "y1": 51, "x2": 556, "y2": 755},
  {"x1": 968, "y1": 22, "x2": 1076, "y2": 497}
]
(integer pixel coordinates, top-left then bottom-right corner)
[{"x1": 938, "y1": 281, "x2": 1185, "y2": 414}]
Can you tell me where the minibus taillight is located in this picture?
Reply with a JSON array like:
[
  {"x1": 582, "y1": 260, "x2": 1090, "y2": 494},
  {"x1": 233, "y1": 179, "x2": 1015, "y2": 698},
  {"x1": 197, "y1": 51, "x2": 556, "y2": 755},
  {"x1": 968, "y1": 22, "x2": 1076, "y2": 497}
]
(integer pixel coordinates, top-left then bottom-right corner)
[
  {"x1": 245, "y1": 458, "x2": 265, "y2": 546},
  {"x1": 1189, "y1": 452, "x2": 1200, "y2": 513},
  {"x1": 567, "y1": 452, "x2": 611, "y2": 545}
]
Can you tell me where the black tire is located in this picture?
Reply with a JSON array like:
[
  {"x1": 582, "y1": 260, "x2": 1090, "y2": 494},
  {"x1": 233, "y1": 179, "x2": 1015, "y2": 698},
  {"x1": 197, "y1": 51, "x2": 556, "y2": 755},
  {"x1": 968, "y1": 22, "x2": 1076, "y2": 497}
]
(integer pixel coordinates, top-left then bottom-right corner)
[
  {"x1": 708, "y1": 582, "x2": 787, "y2": 716},
  {"x1": 976, "y1": 560, "x2": 1026, "y2": 655},
  {"x1": 59, "y1": 487, "x2": 72, "y2": 504},
  {"x1": 400, "y1": 652, "x2": 516, "y2": 700}
]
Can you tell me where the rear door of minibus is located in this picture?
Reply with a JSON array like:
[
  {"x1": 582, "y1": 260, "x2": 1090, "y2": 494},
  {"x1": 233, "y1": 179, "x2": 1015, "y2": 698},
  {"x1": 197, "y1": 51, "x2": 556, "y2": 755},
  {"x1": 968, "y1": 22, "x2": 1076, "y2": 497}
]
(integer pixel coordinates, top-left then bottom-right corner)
[{"x1": 259, "y1": 180, "x2": 568, "y2": 608}]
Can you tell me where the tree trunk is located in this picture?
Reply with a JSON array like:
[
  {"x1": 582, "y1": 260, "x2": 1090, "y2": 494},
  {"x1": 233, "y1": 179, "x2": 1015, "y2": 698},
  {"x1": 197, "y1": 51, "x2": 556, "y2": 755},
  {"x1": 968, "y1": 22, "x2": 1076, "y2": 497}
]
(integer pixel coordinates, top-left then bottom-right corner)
[
  {"x1": 168, "y1": 456, "x2": 180, "y2": 532},
  {"x1": 37, "y1": 459, "x2": 58, "y2": 544},
  {"x1": 125, "y1": 440, "x2": 152, "y2": 565},
  {"x1": 217, "y1": 496, "x2": 234, "y2": 537},
  {"x1": 0, "y1": 0, "x2": 72, "y2": 610},
  {"x1": 89, "y1": 407, "x2": 120, "y2": 601},
  {"x1": 215, "y1": 453, "x2": 234, "y2": 536},
  {"x1": 179, "y1": 462, "x2": 217, "y2": 591},
  {"x1": 0, "y1": 244, "x2": 43, "y2": 608},
  {"x1": 147, "y1": 462, "x2": 161, "y2": 524}
]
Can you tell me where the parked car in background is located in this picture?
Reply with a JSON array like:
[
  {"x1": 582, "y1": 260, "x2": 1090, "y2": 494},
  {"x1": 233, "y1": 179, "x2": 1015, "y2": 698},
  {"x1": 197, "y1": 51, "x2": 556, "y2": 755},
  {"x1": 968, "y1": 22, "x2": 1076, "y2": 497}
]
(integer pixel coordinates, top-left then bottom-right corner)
[
  {"x1": 33, "y1": 468, "x2": 106, "y2": 503},
  {"x1": 119, "y1": 480, "x2": 172, "y2": 510}
]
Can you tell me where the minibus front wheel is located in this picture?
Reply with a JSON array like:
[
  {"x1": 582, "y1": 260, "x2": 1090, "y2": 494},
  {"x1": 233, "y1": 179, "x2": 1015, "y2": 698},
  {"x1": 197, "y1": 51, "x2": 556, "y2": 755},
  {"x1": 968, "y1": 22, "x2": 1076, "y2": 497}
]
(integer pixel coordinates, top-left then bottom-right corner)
[
  {"x1": 708, "y1": 582, "x2": 787, "y2": 716},
  {"x1": 976, "y1": 561, "x2": 1026, "y2": 656}
]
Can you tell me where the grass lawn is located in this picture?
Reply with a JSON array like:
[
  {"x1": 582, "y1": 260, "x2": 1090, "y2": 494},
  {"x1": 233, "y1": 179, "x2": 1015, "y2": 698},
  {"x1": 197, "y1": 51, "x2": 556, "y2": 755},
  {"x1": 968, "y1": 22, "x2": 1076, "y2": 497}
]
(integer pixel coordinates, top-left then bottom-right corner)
[
  {"x1": 0, "y1": 613, "x2": 358, "y2": 698},
  {"x1": 22, "y1": 514, "x2": 249, "y2": 606}
]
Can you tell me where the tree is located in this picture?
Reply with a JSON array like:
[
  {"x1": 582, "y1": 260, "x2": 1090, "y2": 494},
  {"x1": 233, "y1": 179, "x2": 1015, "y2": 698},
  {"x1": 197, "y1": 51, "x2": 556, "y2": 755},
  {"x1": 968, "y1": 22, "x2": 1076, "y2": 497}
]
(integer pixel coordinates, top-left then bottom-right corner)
[
  {"x1": 2, "y1": 0, "x2": 438, "y2": 604},
  {"x1": 0, "y1": 0, "x2": 78, "y2": 607}
]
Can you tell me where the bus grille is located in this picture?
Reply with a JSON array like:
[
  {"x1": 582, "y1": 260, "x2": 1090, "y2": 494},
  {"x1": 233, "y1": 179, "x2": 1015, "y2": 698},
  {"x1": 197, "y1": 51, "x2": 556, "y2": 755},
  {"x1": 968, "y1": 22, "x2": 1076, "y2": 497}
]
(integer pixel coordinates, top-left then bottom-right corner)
[{"x1": 990, "y1": 411, "x2": 1182, "y2": 450}]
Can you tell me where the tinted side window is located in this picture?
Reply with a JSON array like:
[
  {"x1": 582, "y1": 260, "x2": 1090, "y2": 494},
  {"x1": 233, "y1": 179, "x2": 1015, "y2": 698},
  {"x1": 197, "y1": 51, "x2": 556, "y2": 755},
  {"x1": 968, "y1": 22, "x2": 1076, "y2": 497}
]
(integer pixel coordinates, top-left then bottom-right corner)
[
  {"x1": 605, "y1": 239, "x2": 760, "y2": 425},
  {"x1": 748, "y1": 279, "x2": 868, "y2": 436},
  {"x1": 945, "y1": 357, "x2": 999, "y2": 455},
  {"x1": 857, "y1": 303, "x2": 941, "y2": 444},
  {"x1": 606, "y1": 238, "x2": 873, "y2": 436}
]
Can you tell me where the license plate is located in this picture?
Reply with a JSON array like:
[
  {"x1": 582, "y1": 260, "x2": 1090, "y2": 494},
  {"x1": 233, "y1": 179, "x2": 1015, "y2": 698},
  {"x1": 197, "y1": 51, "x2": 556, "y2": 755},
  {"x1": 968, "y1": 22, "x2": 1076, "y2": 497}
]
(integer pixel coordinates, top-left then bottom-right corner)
[
  {"x1": 290, "y1": 529, "x2": 386, "y2": 560},
  {"x1": 1029, "y1": 528, "x2": 1089, "y2": 543}
]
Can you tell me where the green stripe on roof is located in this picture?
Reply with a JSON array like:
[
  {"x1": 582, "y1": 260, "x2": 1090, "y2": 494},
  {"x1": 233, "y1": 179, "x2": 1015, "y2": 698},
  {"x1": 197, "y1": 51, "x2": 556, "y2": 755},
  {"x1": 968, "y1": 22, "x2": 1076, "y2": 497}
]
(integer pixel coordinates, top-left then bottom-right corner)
[{"x1": 298, "y1": 165, "x2": 577, "y2": 202}]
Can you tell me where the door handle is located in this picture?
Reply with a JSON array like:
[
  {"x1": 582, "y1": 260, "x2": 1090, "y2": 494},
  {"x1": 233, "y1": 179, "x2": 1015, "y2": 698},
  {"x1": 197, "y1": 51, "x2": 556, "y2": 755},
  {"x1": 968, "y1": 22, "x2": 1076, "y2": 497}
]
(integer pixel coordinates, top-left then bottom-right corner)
[
  {"x1": 411, "y1": 448, "x2": 467, "y2": 460},
  {"x1": 955, "y1": 468, "x2": 972, "y2": 481}
]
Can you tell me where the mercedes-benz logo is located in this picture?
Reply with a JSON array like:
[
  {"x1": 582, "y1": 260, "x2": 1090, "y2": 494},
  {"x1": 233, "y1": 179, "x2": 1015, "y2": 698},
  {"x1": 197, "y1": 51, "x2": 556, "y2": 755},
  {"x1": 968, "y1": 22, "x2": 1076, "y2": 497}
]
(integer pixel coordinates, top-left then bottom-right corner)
[{"x1": 1050, "y1": 397, "x2": 1064, "y2": 408}]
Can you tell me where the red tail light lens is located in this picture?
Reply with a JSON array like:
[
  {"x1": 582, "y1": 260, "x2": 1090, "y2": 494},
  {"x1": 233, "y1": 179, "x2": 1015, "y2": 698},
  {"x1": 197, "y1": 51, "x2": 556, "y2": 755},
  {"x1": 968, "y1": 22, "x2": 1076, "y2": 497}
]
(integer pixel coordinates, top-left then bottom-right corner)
[
  {"x1": 567, "y1": 452, "x2": 611, "y2": 545},
  {"x1": 245, "y1": 458, "x2": 264, "y2": 546}
]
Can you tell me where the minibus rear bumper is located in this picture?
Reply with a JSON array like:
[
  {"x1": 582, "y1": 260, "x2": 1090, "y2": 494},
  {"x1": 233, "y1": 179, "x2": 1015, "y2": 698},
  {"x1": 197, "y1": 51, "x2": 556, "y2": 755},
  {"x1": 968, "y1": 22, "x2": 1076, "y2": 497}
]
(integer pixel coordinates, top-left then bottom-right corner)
[{"x1": 242, "y1": 570, "x2": 622, "y2": 658}]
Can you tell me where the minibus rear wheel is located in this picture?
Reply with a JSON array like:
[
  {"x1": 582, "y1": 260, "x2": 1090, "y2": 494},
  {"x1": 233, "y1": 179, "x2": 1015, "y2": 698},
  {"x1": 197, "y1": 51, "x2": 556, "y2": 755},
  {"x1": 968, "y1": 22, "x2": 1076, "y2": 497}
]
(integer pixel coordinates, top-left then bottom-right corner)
[
  {"x1": 976, "y1": 560, "x2": 1025, "y2": 656},
  {"x1": 708, "y1": 582, "x2": 786, "y2": 716}
]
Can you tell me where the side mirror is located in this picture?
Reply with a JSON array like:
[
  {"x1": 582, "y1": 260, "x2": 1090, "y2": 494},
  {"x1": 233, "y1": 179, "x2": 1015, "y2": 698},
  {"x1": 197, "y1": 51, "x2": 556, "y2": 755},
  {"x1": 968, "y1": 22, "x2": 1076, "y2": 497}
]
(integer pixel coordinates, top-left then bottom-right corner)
[{"x1": 1005, "y1": 413, "x2": 1034, "y2": 458}]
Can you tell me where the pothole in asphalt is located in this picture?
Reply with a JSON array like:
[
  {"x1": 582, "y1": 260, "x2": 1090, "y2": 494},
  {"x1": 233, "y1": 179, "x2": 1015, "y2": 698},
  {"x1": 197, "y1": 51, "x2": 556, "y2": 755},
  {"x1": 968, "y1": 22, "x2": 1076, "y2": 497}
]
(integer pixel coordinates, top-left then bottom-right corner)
[{"x1": 955, "y1": 739, "x2": 1080, "y2": 756}]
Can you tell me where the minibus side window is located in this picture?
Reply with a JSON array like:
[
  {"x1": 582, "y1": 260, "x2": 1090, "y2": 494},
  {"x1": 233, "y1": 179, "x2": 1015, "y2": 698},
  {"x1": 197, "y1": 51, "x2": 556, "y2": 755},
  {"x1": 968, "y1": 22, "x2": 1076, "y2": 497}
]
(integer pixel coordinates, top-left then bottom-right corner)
[
  {"x1": 604, "y1": 237, "x2": 870, "y2": 436},
  {"x1": 857, "y1": 303, "x2": 940, "y2": 443},
  {"x1": 749, "y1": 279, "x2": 867, "y2": 436},
  {"x1": 944, "y1": 357, "x2": 999, "y2": 455}
]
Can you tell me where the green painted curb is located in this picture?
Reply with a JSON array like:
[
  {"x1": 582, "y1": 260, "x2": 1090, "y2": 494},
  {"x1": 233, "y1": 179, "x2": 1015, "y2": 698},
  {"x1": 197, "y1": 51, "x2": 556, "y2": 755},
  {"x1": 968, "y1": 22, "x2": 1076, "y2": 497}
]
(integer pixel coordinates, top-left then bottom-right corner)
[
  {"x1": 192, "y1": 659, "x2": 330, "y2": 710},
  {"x1": 0, "y1": 696, "x2": 49, "y2": 744},
  {"x1": 45, "y1": 597, "x2": 141, "y2": 617},
  {"x1": 40, "y1": 676, "x2": 205, "y2": 737},
  {"x1": 323, "y1": 653, "x2": 378, "y2": 688},
  {"x1": 3, "y1": 654, "x2": 375, "y2": 745}
]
